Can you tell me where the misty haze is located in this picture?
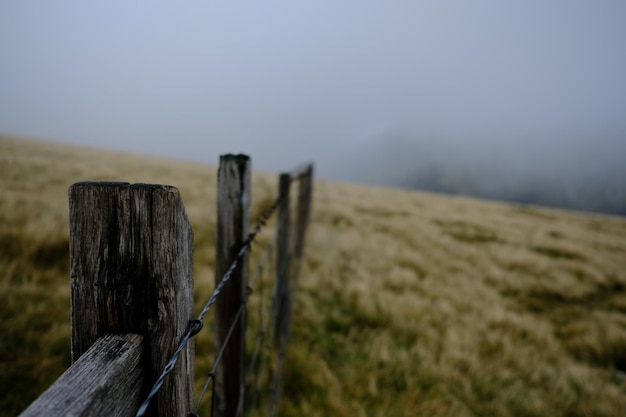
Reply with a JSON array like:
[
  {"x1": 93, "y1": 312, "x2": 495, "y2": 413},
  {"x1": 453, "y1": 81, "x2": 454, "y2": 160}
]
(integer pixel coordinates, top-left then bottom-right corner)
[
  {"x1": 3, "y1": 3, "x2": 626, "y2": 416},
  {"x1": 1, "y1": 2, "x2": 625, "y2": 215},
  {"x1": 335, "y1": 127, "x2": 626, "y2": 216}
]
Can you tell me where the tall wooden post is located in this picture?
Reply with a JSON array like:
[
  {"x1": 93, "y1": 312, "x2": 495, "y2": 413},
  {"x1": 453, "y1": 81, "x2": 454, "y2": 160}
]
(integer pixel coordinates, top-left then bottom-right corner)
[
  {"x1": 293, "y1": 164, "x2": 313, "y2": 273},
  {"x1": 215, "y1": 155, "x2": 251, "y2": 417},
  {"x1": 268, "y1": 173, "x2": 292, "y2": 417},
  {"x1": 68, "y1": 182, "x2": 195, "y2": 417},
  {"x1": 274, "y1": 173, "x2": 292, "y2": 349}
]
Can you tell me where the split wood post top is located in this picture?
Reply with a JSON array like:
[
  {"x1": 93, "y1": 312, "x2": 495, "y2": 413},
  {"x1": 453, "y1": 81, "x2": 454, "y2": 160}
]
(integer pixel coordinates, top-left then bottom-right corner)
[{"x1": 69, "y1": 182, "x2": 195, "y2": 417}]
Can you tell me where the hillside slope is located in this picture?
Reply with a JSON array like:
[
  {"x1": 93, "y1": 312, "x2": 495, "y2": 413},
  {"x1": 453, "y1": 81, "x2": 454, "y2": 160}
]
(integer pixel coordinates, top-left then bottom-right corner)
[{"x1": 1, "y1": 133, "x2": 626, "y2": 416}]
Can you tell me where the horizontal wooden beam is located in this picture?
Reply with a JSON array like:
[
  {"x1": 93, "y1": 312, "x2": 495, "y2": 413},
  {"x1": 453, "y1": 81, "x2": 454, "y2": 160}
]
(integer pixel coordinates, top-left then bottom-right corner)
[{"x1": 19, "y1": 333, "x2": 145, "y2": 417}]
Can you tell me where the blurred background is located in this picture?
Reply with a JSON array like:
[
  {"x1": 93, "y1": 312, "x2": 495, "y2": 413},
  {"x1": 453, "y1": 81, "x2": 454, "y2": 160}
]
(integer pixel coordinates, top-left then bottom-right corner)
[{"x1": 1, "y1": 1, "x2": 625, "y2": 215}]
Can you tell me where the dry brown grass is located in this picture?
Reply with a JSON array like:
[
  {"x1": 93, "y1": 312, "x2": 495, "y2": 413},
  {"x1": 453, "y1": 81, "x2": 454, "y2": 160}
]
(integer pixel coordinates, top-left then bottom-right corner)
[{"x1": 2, "y1": 133, "x2": 626, "y2": 416}]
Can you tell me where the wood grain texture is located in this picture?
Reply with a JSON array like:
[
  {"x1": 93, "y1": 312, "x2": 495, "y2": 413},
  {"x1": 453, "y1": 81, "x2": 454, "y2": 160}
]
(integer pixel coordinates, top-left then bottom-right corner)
[
  {"x1": 19, "y1": 334, "x2": 144, "y2": 417},
  {"x1": 214, "y1": 155, "x2": 250, "y2": 417},
  {"x1": 68, "y1": 182, "x2": 194, "y2": 417}
]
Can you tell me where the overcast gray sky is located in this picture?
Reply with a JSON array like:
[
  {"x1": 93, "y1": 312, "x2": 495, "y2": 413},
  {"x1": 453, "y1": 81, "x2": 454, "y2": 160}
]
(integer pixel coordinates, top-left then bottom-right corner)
[{"x1": 1, "y1": 1, "x2": 625, "y2": 175}]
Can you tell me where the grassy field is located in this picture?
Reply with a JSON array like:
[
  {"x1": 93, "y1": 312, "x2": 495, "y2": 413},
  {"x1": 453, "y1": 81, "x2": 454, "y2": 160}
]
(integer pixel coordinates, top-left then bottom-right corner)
[{"x1": 2, "y1": 133, "x2": 626, "y2": 416}]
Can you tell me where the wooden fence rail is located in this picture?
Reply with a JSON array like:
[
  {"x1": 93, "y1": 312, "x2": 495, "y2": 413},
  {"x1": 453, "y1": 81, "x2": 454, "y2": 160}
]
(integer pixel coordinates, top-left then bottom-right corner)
[{"x1": 18, "y1": 157, "x2": 313, "y2": 417}]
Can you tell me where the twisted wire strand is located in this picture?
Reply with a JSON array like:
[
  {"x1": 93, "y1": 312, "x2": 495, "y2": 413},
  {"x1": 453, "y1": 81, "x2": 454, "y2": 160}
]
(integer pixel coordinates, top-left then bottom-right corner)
[
  {"x1": 267, "y1": 203, "x2": 311, "y2": 416},
  {"x1": 244, "y1": 248, "x2": 280, "y2": 417},
  {"x1": 246, "y1": 283, "x2": 279, "y2": 417},
  {"x1": 134, "y1": 323, "x2": 199, "y2": 417},
  {"x1": 245, "y1": 242, "x2": 273, "y2": 384},
  {"x1": 194, "y1": 302, "x2": 246, "y2": 412},
  {"x1": 135, "y1": 193, "x2": 285, "y2": 417},
  {"x1": 248, "y1": 242, "x2": 274, "y2": 294},
  {"x1": 197, "y1": 194, "x2": 283, "y2": 323},
  {"x1": 194, "y1": 241, "x2": 274, "y2": 414},
  {"x1": 247, "y1": 177, "x2": 310, "y2": 417}
]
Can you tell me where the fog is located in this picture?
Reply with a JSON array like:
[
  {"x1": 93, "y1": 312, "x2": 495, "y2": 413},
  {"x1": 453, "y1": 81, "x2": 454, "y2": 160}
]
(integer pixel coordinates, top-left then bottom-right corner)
[{"x1": 1, "y1": 1, "x2": 625, "y2": 213}]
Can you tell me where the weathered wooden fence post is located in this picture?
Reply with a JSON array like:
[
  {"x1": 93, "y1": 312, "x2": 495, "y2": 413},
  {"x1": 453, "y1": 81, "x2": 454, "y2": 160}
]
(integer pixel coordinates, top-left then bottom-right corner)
[
  {"x1": 70, "y1": 182, "x2": 194, "y2": 417},
  {"x1": 268, "y1": 173, "x2": 292, "y2": 417},
  {"x1": 215, "y1": 156, "x2": 251, "y2": 417},
  {"x1": 293, "y1": 164, "x2": 314, "y2": 278},
  {"x1": 20, "y1": 182, "x2": 195, "y2": 417},
  {"x1": 274, "y1": 173, "x2": 292, "y2": 349}
]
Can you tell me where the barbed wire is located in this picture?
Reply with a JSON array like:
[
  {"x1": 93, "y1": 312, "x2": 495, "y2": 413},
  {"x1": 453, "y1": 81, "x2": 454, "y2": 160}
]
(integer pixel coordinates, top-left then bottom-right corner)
[
  {"x1": 245, "y1": 246, "x2": 280, "y2": 417},
  {"x1": 267, "y1": 193, "x2": 310, "y2": 417},
  {"x1": 135, "y1": 168, "x2": 311, "y2": 417},
  {"x1": 193, "y1": 301, "x2": 245, "y2": 414},
  {"x1": 246, "y1": 298, "x2": 279, "y2": 417},
  {"x1": 135, "y1": 192, "x2": 285, "y2": 417},
  {"x1": 257, "y1": 175, "x2": 311, "y2": 417},
  {"x1": 192, "y1": 241, "x2": 275, "y2": 416},
  {"x1": 248, "y1": 242, "x2": 274, "y2": 297},
  {"x1": 196, "y1": 194, "x2": 284, "y2": 324},
  {"x1": 192, "y1": 198, "x2": 299, "y2": 416},
  {"x1": 246, "y1": 247, "x2": 272, "y2": 384}
]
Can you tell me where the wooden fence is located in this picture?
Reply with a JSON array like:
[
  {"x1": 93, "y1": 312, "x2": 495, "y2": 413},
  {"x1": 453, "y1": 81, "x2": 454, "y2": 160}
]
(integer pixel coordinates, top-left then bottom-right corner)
[{"x1": 18, "y1": 155, "x2": 313, "y2": 417}]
